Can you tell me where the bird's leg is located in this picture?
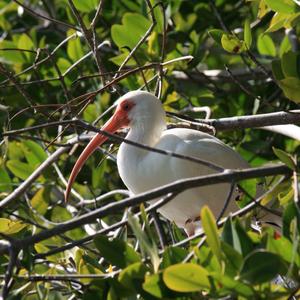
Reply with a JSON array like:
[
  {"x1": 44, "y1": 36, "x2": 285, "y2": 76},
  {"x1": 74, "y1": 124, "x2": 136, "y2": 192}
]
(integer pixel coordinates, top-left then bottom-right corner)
[{"x1": 184, "y1": 216, "x2": 201, "y2": 237}]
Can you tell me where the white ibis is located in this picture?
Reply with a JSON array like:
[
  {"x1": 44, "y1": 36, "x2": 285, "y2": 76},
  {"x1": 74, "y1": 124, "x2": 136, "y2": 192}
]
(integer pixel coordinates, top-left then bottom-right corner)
[{"x1": 65, "y1": 91, "x2": 249, "y2": 235}]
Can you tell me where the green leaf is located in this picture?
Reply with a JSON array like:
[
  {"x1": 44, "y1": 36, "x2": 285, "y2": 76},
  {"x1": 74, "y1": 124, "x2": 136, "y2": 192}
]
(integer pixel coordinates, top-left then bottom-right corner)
[
  {"x1": 128, "y1": 213, "x2": 160, "y2": 272},
  {"x1": 244, "y1": 19, "x2": 252, "y2": 48},
  {"x1": 240, "y1": 250, "x2": 286, "y2": 284},
  {"x1": 266, "y1": 13, "x2": 288, "y2": 33},
  {"x1": 143, "y1": 273, "x2": 174, "y2": 298},
  {"x1": 212, "y1": 272, "x2": 255, "y2": 298},
  {"x1": 0, "y1": 39, "x2": 25, "y2": 64},
  {"x1": 6, "y1": 160, "x2": 34, "y2": 180},
  {"x1": 238, "y1": 178, "x2": 257, "y2": 207},
  {"x1": 272, "y1": 59, "x2": 285, "y2": 80},
  {"x1": 94, "y1": 235, "x2": 140, "y2": 269},
  {"x1": 0, "y1": 166, "x2": 12, "y2": 192},
  {"x1": 257, "y1": 33, "x2": 276, "y2": 56},
  {"x1": 278, "y1": 76, "x2": 300, "y2": 103},
  {"x1": 31, "y1": 187, "x2": 50, "y2": 215},
  {"x1": 272, "y1": 147, "x2": 296, "y2": 170},
  {"x1": 281, "y1": 51, "x2": 300, "y2": 78},
  {"x1": 22, "y1": 140, "x2": 47, "y2": 167},
  {"x1": 50, "y1": 206, "x2": 72, "y2": 222},
  {"x1": 264, "y1": 0, "x2": 297, "y2": 14},
  {"x1": 283, "y1": 202, "x2": 300, "y2": 239},
  {"x1": 201, "y1": 206, "x2": 222, "y2": 262},
  {"x1": 221, "y1": 33, "x2": 246, "y2": 53},
  {"x1": 221, "y1": 241, "x2": 243, "y2": 273},
  {"x1": 208, "y1": 29, "x2": 224, "y2": 45},
  {"x1": 67, "y1": 0, "x2": 98, "y2": 13},
  {"x1": 267, "y1": 234, "x2": 300, "y2": 267},
  {"x1": 111, "y1": 13, "x2": 151, "y2": 49},
  {"x1": 161, "y1": 246, "x2": 189, "y2": 269},
  {"x1": 222, "y1": 217, "x2": 254, "y2": 257},
  {"x1": 17, "y1": 33, "x2": 34, "y2": 60},
  {"x1": 109, "y1": 52, "x2": 137, "y2": 66},
  {"x1": 163, "y1": 263, "x2": 210, "y2": 292},
  {"x1": 0, "y1": 218, "x2": 27, "y2": 234},
  {"x1": 67, "y1": 31, "x2": 84, "y2": 62},
  {"x1": 279, "y1": 35, "x2": 292, "y2": 57},
  {"x1": 118, "y1": 262, "x2": 149, "y2": 292}
]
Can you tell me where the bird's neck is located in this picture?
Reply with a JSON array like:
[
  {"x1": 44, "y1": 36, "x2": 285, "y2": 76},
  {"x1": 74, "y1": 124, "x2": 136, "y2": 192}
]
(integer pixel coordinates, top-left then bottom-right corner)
[
  {"x1": 117, "y1": 116, "x2": 166, "y2": 192},
  {"x1": 127, "y1": 118, "x2": 166, "y2": 147}
]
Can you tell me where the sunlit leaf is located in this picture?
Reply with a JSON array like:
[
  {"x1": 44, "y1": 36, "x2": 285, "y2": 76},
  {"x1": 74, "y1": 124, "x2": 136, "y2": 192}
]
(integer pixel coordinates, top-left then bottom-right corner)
[
  {"x1": 31, "y1": 187, "x2": 50, "y2": 215},
  {"x1": 6, "y1": 160, "x2": 34, "y2": 180},
  {"x1": 163, "y1": 263, "x2": 210, "y2": 292},
  {"x1": 257, "y1": 33, "x2": 276, "y2": 56},
  {"x1": 67, "y1": 30, "x2": 84, "y2": 62},
  {"x1": 0, "y1": 218, "x2": 27, "y2": 234},
  {"x1": 264, "y1": 0, "x2": 297, "y2": 14},
  {"x1": 244, "y1": 19, "x2": 252, "y2": 48},
  {"x1": 221, "y1": 34, "x2": 246, "y2": 53},
  {"x1": 111, "y1": 13, "x2": 151, "y2": 49},
  {"x1": 201, "y1": 206, "x2": 222, "y2": 262}
]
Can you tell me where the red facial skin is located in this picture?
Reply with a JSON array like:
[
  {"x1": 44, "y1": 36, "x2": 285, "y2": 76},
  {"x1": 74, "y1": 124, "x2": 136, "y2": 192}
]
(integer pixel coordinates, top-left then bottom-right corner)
[{"x1": 65, "y1": 99, "x2": 135, "y2": 201}]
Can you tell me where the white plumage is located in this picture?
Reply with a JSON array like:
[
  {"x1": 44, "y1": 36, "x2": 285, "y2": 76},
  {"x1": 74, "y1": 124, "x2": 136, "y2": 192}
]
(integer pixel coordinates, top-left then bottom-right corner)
[{"x1": 66, "y1": 91, "x2": 249, "y2": 234}]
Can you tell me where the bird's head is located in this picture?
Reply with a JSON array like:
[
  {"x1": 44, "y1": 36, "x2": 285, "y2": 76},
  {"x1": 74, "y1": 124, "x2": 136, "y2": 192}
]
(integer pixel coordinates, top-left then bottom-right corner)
[{"x1": 64, "y1": 90, "x2": 165, "y2": 201}]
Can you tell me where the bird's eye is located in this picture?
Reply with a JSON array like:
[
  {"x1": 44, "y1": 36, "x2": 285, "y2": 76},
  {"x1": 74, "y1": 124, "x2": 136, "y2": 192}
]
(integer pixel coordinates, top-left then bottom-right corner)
[{"x1": 122, "y1": 100, "x2": 131, "y2": 111}]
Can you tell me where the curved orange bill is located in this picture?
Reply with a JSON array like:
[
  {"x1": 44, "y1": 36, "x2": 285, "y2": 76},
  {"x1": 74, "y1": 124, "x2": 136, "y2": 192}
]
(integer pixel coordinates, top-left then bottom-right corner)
[{"x1": 65, "y1": 112, "x2": 126, "y2": 202}]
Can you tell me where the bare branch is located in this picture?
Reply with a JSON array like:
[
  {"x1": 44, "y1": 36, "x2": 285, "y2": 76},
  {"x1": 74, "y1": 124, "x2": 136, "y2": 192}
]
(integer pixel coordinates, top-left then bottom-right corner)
[{"x1": 0, "y1": 163, "x2": 291, "y2": 256}]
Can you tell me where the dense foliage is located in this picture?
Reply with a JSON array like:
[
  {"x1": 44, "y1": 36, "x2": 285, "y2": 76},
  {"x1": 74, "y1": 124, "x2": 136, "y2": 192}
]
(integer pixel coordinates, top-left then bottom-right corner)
[{"x1": 0, "y1": 0, "x2": 300, "y2": 299}]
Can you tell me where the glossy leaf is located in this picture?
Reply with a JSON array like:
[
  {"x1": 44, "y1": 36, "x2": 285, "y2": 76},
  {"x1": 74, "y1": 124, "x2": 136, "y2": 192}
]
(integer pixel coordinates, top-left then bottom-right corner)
[
  {"x1": 240, "y1": 250, "x2": 286, "y2": 284},
  {"x1": 163, "y1": 263, "x2": 210, "y2": 292},
  {"x1": 257, "y1": 34, "x2": 276, "y2": 56},
  {"x1": 264, "y1": 0, "x2": 297, "y2": 14},
  {"x1": 201, "y1": 206, "x2": 222, "y2": 262}
]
